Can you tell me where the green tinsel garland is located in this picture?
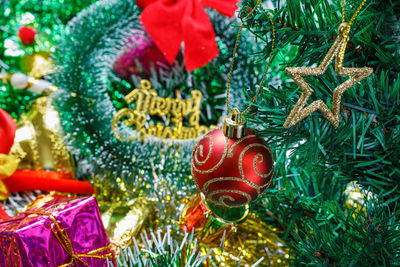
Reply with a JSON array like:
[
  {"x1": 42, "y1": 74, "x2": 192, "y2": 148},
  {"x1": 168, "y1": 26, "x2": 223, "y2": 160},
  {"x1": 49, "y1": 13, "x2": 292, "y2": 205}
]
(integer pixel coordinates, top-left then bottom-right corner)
[{"x1": 52, "y1": 0, "x2": 266, "y2": 195}]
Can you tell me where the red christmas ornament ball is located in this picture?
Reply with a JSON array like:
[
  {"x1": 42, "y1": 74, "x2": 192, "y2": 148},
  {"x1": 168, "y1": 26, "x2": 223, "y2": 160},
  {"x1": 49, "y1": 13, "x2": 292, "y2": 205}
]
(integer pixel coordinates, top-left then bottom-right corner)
[
  {"x1": 191, "y1": 128, "x2": 274, "y2": 207},
  {"x1": 18, "y1": 26, "x2": 36, "y2": 45}
]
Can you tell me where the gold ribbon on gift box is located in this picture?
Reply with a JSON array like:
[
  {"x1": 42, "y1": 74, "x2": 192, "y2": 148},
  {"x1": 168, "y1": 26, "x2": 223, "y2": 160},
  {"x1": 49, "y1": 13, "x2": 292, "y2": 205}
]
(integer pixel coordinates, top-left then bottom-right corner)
[{"x1": 23, "y1": 211, "x2": 114, "y2": 267}]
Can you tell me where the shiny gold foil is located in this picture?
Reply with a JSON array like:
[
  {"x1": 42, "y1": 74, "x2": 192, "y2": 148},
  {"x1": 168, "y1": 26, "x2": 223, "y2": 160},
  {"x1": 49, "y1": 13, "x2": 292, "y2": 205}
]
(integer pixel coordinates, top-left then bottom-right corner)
[
  {"x1": 100, "y1": 197, "x2": 156, "y2": 249},
  {"x1": 179, "y1": 194, "x2": 234, "y2": 247},
  {"x1": 215, "y1": 213, "x2": 290, "y2": 266},
  {"x1": 9, "y1": 97, "x2": 75, "y2": 176},
  {"x1": 180, "y1": 195, "x2": 289, "y2": 266},
  {"x1": 21, "y1": 52, "x2": 54, "y2": 78},
  {"x1": 283, "y1": 23, "x2": 373, "y2": 128}
]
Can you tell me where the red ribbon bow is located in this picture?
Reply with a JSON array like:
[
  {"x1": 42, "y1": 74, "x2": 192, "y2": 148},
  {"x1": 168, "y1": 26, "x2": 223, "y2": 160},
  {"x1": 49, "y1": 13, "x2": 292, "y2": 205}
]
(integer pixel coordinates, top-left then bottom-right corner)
[
  {"x1": 0, "y1": 108, "x2": 94, "y2": 196},
  {"x1": 137, "y1": 0, "x2": 239, "y2": 71}
]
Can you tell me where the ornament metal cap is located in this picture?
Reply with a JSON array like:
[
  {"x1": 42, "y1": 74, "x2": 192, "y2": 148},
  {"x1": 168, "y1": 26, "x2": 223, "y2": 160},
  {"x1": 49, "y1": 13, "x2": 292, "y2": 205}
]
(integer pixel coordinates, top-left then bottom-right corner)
[{"x1": 224, "y1": 108, "x2": 247, "y2": 139}]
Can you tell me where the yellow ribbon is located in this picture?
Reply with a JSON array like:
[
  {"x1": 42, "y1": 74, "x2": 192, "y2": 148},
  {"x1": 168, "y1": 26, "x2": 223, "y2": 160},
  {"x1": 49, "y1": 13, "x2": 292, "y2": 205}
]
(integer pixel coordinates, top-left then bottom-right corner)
[
  {"x1": 0, "y1": 154, "x2": 18, "y2": 200},
  {"x1": 0, "y1": 154, "x2": 18, "y2": 178},
  {"x1": 23, "y1": 211, "x2": 113, "y2": 267}
]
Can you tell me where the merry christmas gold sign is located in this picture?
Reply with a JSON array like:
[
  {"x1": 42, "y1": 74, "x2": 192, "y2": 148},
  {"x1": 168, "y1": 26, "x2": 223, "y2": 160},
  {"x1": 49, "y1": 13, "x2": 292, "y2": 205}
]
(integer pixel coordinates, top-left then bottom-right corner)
[{"x1": 112, "y1": 79, "x2": 214, "y2": 141}]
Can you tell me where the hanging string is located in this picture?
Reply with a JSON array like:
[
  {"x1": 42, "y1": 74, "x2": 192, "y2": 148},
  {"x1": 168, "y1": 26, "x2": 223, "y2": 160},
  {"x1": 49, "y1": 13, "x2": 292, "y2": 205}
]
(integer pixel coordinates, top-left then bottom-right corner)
[
  {"x1": 226, "y1": 0, "x2": 367, "y2": 116},
  {"x1": 342, "y1": 0, "x2": 368, "y2": 33},
  {"x1": 338, "y1": 0, "x2": 369, "y2": 65},
  {"x1": 226, "y1": 0, "x2": 275, "y2": 116}
]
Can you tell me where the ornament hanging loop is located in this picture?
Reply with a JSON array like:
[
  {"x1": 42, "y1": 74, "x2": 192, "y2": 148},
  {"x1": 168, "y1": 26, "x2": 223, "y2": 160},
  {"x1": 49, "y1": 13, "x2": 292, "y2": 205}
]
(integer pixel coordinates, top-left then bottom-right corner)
[
  {"x1": 337, "y1": 22, "x2": 350, "y2": 70},
  {"x1": 338, "y1": 22, "x2": 349, "y2": 37},
  {"x1": 224, "y1": 108, "x2": 247, "y2": 139}
]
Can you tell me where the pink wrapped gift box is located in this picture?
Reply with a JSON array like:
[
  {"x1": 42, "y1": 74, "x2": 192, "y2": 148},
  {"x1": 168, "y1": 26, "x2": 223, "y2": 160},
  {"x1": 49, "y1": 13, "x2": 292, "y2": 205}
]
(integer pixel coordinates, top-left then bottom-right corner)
[{"x1": 0, "y1": 195, "x2": 113, "y2": 267}]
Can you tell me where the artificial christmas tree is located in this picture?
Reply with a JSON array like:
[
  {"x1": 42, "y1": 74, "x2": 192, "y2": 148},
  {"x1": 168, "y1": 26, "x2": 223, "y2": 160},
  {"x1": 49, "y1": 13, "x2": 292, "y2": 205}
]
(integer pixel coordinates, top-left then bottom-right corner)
[
  {"x1": 242, "y1": 0, "x2": 400, "y2": 265},
  {"x1": 0, "y1": 0, "x2": 399, "y2": 266}
]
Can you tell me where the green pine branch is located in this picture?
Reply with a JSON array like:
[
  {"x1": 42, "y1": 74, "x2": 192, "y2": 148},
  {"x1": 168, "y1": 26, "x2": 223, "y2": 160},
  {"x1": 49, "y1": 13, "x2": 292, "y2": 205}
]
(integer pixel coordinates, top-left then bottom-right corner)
[{"x1": 242, "y1": 0, "x2": 400, "y2": 265}]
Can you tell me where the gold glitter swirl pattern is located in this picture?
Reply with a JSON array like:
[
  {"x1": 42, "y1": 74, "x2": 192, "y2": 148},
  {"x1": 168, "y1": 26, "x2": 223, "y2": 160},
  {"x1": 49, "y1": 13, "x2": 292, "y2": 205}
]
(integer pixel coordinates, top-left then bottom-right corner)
[
  {"x1": 192, "y1": 130, "x2": 274, "y2": 207},
  {"x1": 192, "y1": 133, "x2": 228, "y2": 174},
  {"x1": 227, "y1": 134, "x2": 255, "y2": 158},
  {"x1": 239, "y1": 143, "x2": 274, "y2": 181},
  {"x1": 194, "y1": 135, "x2": 213, "y2": 165},
  {"x1": 208, "y1": 190, "x2": 252, "y2": 207},
  {"x1": 253, "y1": 153, "x2": 274, "y2": 179},
  {"x1": 202, "y1": 177, "x2": 264, "y2": 195}
]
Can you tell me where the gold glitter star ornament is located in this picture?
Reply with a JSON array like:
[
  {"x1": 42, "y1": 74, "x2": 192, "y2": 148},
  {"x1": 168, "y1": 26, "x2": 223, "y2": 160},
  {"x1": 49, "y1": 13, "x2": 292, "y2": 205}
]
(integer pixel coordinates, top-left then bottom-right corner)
[{"x1": 283, "y1": 22, "x2": 373, "y2": 128}]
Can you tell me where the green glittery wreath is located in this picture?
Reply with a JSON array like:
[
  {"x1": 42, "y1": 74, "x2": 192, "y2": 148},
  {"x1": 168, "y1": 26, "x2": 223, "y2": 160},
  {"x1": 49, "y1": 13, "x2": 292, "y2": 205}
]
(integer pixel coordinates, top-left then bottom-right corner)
[{"x1": 52, "y1": 0, "x2": 265, "y2": 193}]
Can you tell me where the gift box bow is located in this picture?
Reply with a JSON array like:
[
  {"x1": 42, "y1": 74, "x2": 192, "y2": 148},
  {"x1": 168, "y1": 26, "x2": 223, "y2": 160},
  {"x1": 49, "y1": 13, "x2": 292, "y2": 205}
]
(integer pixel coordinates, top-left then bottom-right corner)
[{"x1": 137, "y1": 0, "x2": 239, "y2": 71}]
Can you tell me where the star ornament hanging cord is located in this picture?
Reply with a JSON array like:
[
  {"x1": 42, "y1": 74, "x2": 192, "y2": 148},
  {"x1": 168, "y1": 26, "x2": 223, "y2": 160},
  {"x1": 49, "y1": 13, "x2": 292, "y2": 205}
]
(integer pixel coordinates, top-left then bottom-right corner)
[{"x1": 283, "y1": 0, "x2": 373, "y2": 129}]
